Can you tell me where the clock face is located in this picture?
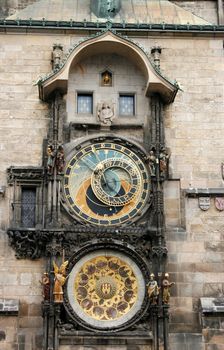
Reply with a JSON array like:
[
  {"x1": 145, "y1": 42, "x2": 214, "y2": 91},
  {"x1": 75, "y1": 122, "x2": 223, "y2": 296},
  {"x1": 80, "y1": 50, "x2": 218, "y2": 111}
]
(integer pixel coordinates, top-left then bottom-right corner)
[
  {"x1": 66, "y1": 250, "x2": 146, "y2": 330},
  {"x1": 63, "y1": 141, "x2": 150, "y2": 226}
]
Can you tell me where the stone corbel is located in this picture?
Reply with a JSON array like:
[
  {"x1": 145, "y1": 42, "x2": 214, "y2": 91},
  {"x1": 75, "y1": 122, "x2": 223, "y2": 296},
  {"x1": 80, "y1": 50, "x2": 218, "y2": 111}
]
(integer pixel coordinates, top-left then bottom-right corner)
[{"x1": 7, "y1": 229, "x2": 52, "y2": 259}]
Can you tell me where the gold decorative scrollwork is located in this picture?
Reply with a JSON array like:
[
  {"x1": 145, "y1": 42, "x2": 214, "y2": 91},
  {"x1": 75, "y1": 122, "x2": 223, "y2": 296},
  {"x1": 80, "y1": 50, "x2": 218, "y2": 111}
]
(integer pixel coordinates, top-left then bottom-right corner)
[{"x1": 74, "y1": 256, "x2": 138, "y2": 321}]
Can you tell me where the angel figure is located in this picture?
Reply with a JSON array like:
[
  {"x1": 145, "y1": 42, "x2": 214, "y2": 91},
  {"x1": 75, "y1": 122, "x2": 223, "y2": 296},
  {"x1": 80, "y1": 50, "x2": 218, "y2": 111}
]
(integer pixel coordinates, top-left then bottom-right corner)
[
  {"x1": 53, "y1": 260, "x2": 69, "y2": 303},
  {"x1": 147, "y1": 273, "x2": 160, "y2": 305}
]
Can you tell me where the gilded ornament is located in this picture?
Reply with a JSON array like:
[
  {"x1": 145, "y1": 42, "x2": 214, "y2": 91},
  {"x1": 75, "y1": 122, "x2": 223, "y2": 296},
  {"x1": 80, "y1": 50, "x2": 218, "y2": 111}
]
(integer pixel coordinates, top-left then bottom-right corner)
[
  {"x1": 53, "y1": 260, "x2": 69, "y2": 303},
  {"x1": 101, "y1": 71, "x2": 112, "y2": 86},
  {"x1": 74, "y1": 256, "x2": 138, "y2": 321}
]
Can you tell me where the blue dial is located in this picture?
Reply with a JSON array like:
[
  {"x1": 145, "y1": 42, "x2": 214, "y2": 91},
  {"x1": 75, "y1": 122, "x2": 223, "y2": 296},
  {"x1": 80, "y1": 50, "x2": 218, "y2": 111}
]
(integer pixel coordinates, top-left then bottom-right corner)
[{"x1": 63, "y1": 142, "x2": 150, "y2": 226}]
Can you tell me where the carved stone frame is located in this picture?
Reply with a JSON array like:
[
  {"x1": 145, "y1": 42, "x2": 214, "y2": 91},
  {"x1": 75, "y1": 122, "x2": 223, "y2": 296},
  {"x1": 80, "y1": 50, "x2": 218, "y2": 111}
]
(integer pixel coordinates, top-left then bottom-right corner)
[{"x1": 7, "y1": 166, "x2": 45, "y2": 228}]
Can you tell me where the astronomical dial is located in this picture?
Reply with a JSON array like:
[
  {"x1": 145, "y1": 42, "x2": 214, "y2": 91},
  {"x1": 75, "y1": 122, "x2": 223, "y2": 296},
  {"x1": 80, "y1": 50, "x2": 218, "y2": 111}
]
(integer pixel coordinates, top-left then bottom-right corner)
[{"x1": 63, "y1": 141, "x2": 150, "y2": 226}]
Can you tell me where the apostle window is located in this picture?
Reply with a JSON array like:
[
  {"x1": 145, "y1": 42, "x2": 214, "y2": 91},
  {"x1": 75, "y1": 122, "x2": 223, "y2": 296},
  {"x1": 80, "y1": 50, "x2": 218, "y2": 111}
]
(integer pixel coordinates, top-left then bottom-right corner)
[
  {"x1": 119, "y1": 94, "x2": 135, "y2": 116},
  {"x1": 77, "y1": 93, "x2": 93, "y2": 114}
]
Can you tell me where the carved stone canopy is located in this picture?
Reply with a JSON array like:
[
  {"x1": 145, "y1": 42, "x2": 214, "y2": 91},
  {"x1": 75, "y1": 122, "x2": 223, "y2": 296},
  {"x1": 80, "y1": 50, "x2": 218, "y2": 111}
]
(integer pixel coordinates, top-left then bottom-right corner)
[{"x1": 38, "y1": 31, "x2": 178, "y2": 103}]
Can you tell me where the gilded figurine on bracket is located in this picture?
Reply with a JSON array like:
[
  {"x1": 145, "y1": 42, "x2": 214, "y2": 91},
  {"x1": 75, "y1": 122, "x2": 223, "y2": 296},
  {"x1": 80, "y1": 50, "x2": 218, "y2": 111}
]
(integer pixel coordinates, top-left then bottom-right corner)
[
  {"x1": 159, "y1": 148, "x2": 170, "y2": 178},
  {"x1": 162, "y1": 273, "x2": 175, "y2": 304},
  {"x1": 55, "y1": 145, "x2": 65, "y2": 174},
  {"x1": 147, "y1": 273, "x2": 160, "y2": 305},
  {"x1": 53, "y1": 260, "x2": 69, "y2": 303},
  {"x1": 40, "y1": 272, "x2": 50, "y2": 301}
]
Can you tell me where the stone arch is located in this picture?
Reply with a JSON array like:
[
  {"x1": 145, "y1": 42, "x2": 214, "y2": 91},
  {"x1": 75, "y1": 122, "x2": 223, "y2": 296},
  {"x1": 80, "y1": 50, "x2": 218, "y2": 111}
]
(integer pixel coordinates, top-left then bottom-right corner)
[{"x1": 38, "y1": 30, "x2": 178, "y2": 103}]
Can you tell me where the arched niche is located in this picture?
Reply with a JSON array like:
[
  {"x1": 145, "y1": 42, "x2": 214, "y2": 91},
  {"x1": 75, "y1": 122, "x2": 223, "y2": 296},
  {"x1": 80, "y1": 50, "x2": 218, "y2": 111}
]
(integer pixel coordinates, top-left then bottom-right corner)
[{"x1": 38, "y1": 31, "x2": 178, "y2": 104}]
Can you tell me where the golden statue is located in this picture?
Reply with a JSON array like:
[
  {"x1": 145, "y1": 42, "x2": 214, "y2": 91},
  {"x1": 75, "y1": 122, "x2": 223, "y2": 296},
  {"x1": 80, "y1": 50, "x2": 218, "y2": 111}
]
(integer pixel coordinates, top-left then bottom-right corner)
[
  {"x1": 53, "y1": 260, "x2": 68, "y2": 303},
  {"x1": 162, "y1": 273, "x2": 175, "y2": 304},
  {"x1": 147, "y1": 273, "x2": 160, "y2": 305},
  {"x1": 102, "y1": 71, "x2": 112, "y2": 86}
]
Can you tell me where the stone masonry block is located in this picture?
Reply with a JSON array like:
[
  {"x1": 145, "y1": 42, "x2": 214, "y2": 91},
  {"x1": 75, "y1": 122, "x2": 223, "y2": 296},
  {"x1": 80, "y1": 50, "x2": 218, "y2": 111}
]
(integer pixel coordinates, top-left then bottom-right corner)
[
  {"x1": 170, "y1": 310, "x2": 198, "y2": 326},
  {"x1": 170, "y1": 345, "x2": 187, "y2": 350},
  {"x1": 206, "y1": 345, "x2": 224, "y2": 350},
  {"x1": 18, "y1": 316, "x2": 42, "y2": 328},
  {"x1": 203, "y1": 329, "x2": 224, "y2": 344},
  {"x1": 58, "y1": 347, "x2": 151, "y2": 350},
  {"x1": 0, "y1": 330, "x2": 6, "y2": 341},
  {"x1": 20, "y1": 273, "x2": 32, "y2": 286}
]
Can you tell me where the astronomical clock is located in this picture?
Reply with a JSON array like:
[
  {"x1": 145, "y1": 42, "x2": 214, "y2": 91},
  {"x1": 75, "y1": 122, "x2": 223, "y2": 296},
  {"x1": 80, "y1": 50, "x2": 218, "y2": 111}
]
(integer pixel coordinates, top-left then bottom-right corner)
[
  {"x1": 7, "y1": 7, "x2": 176, "y2": 347},
  {"x1": 62, "y1": 138, "x2": 151, "y2": 226},
  {"x1": 61, "y1": 136, "x2": 152, "y2": 332}
]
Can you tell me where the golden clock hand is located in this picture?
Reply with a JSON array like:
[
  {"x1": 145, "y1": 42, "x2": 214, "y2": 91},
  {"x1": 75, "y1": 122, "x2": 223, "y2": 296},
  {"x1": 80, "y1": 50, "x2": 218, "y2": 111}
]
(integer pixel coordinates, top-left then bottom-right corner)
[{"x1": 91, "y1": 148, "x2": 110, "y2": 188}]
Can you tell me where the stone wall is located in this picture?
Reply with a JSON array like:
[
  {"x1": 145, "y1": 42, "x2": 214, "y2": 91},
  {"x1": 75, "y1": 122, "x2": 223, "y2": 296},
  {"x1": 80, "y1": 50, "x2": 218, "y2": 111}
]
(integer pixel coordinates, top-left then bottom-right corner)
[
  {"x1": 169, "y1": 333, "x2": 204, "y2": 350},
  {"x1": 0, "y1": 231, "x2": 44, "y2": 349},
  {"x1": 171, "y1": 0, "x2": 218, "y2": 24},
  {"x1": 59, "y1": 347, "x2": 151, "y2": 350},
  {"x1": 0, "y1": 0, "x2": 219, "y2": 24},
  {"x1": 0, "y1": 0, "x2": 38, "y2": 18},
  {"x1": 0, "y1": 33, "x2": 51, "y2": 229},
  {"x1": 0, "y1": 32, "x2": 51, "y2": 349},
  {"x1": 0, "y1": 28, "x2": 223, "y2": 349}
]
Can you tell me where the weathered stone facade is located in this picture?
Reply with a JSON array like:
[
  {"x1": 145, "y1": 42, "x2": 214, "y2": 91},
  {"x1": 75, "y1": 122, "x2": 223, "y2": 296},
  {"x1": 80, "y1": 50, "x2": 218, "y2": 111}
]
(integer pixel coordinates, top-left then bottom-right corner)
[
  {"x1": 0, "y1": 1, "x2": 224, "y2": 349},
  {"x1": 172, "y1": 0, "x2": 219, "y2": 24},
  {"x1": 0, "y1": 0, "x2": 37, "y2": 18}
]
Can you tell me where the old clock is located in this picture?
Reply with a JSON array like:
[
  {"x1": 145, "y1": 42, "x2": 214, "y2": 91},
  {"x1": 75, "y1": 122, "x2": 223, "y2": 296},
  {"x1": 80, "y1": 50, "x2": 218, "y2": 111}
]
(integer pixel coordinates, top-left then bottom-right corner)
[
  {"x1": 63, "y1": 138, "x2": 150, "y2": 226},
  {"x1": 65, "y1": 249, "x2": 146, "y2": 331}
]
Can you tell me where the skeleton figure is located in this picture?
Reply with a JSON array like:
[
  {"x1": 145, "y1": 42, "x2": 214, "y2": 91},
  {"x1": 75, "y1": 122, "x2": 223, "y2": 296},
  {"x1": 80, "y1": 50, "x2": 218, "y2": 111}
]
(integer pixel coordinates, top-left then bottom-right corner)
[{"x1": 147, "y1": 150, "x2": 157, "y2": 176}]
